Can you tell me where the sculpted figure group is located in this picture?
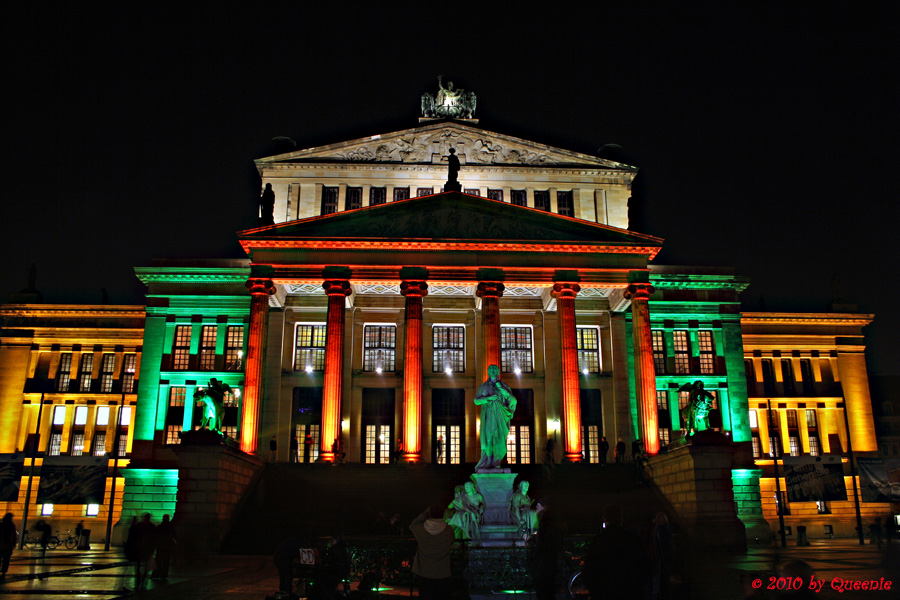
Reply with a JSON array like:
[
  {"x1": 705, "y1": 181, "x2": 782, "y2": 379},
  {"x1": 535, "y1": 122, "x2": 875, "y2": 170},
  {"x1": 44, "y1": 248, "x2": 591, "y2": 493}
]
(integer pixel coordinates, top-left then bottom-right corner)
[
  {"x1": 421, "y1": 76, "x2": 477, "y2": 119},
  {"x1": 193, "y1": 378, "x2": 230, "y2": 434},
  {"x1": 509, "y1": 480, "x2": 538, "y2": 535},
  {"x1": 446, "y1": 481, "x2": 485, "y2": 540},
  {"x1": 679, "y1": 380, "x2": 715, "y2": 436}
]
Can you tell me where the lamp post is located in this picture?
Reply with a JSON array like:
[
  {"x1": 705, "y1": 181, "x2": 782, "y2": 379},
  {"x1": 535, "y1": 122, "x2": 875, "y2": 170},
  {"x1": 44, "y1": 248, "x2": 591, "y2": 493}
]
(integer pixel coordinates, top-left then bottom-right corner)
[{"x1": 104, "y1": 393, "x2": 125, "y2": 550}]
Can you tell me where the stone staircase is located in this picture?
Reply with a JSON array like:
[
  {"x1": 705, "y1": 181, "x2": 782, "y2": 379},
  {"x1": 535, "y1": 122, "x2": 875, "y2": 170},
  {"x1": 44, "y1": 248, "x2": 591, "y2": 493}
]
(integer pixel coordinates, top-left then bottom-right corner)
[{"x1": 224, "y1": 461, "x2": 667, "y2": 554}]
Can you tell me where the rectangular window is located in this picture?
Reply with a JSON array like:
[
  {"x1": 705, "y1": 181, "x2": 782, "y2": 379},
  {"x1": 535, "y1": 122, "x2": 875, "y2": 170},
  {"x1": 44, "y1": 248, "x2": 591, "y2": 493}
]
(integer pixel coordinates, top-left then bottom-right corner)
[
  {"x1": 100, "y1": 354, "x2": 116, "y2": 392},
  {"x1": 500, "y1": 326, "x2": 533, "y2": 373},
  {"x1": 199, "y1": 326, "x2": 217, "y2": 370},
  {"x1": 92, "y1": 433, "x2": 107, "y2": 456},
  {"x1": 363, "y1": 325, "x2": 396, "y2": 372},
  {"x1": 165, "y1": 425, "x2": 182, "y2": 445},
  {"x1": 464, "y1": 188, "x2": 481, "y2": 196},
  {"x1": 534, "y1": 190, "x2": 550, "y2": 211},
  {"x1": 751, "y1": 436, "x2": 761, "y2": 458},
  {"x1": 48, "y1": 433, "x2": 62, "y2": 456},
  {"x1": 652, "y1": 330, "x2": 666, "y2": 374},
  {"x1": 53, "y1": 405, "x2": 66, "y2": 425},
  {"x1": 369, "y1": 187, "x2": 387, "y2": 206},
  {"x1": 809, "y1": 434, "x2": 821, "y2": 457},
  {"x1": 749, "y1": 410, "x2": 758, "y2": 429},
  {"x1": 678, "y1": 390, "x2": 691, "y2": 410},
  {"x1": 74, "y1": 406, "x2": 88, "y2": 426},
  {"x1": 169, "y1": 387, "x2": 186, "y2": 407},
  {"x1": 557, "y1": 190, "x2": 574, "y2": 216},
  {"x1": 659, "y1": 427, "x2": 670, "y2": 447},
  {"x1": 346, "y1": 187, "x2": 363, "y2": 210},
  {"x1": 505, "y1": 426, "x2": 531, "y2": 464},
  {"x1": 295, "y1": 324, "x2": 326, "y2": 372},
  {"x1": 79, "y1": 353, "x2": 94, "y2": 392},
  {"x1": 806, "y1": 409, "x2": 817, "y2": 428},
  {"x1": 364, "y1": 424, "x2": 391, "y2": 465},
  {"x1": 511, "y1": 190, "x2": 527, "y2": 206},
  {"x1": 656, "y1": 391, "x2": 669, "y2": 411},
  {"x1": 584, "y1": 425, "x2": 600, "y2": 464},
  {"x1": 781, "y1": 360, "x2": 796, "y2": 395},
  {"x1": 393, "y1": 187, "x2": 409, "y2": 202},
  {"x1": 116, "y1": 433, "x2": 128, "y2": 457},
  {"x1": 698, "y1": 331, "x2": 715, "y2": 374},
  {"x1": 172, "y1": 325, "x2": 191, "y2": 370},
  {"x1": 416, "y1": 187, "x2": 433, "y2": 197},
  {"x1": 435, "y1": 425, "x2": 461, "y2": 465},
  {"x1": 96, "y1": 406, "x2": 110, "y2": 426},
  {"x1": 57, "y1": 353, "x2": 73, "y2": 392},
  {"x1": 576, "y1": 327, "x2": 601, "y2": 373},
  {"x1": 789, "y1": 436, "x2": 801, "y2": 456},
  {"x1": 673, "y1": 331, "x2": 690, "y2": 374},
  {"x1": 487, "y1": 189, "x2": 503, "y2": 202},
  {"x1": 122, "y1": 354, "x2": 136, "y2": 393},
  {"x1": 321, "y1": 186, "x2": 339, "y2": 214},
  {"x1": 433, "y1": 325, "x2": 465, "y2": 373},
  {"x1": 762, "y1": 359, "x2": 776, "y2": 396},
  {"x1": 225, "y1": 326, "x2": 244, "y2": 371},
  {"x1": 296, "y1": 424, "x2": 321, "y2": 463},
  {"x1": 769, "y1": 436, "x2": 781, "y2": 458},
  {"x1": 86, "y1": 504, "x2": 100, "y2": 517},
  {"x1": 786, "y1": 409, "x2": 798, "y2": 429},
  {"x1": 71, "y1": 433, "x2": 85, "y2": 456}
]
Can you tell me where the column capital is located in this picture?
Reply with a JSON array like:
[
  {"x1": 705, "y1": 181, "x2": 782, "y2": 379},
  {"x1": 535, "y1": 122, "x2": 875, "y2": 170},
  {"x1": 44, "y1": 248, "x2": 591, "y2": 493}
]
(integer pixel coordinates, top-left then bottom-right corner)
[
  {"x1": 400, "y1": 280, "x2": 429, "y2": 298},
  {"x1": 245, "y1": 278, "x2": 276, "y2": 295},
  {"x1": 552, "y1": 282, "x2": 581, "y2": 299},
  {"x1": 322, "y1": 279, "x2": 352, "y2": 297},
  {"x1": 624, "y1": 283, "x2": 655, "y2": 301},
  {"x1": 476, "y1": 281, "x2": 505, "y2": 298}
]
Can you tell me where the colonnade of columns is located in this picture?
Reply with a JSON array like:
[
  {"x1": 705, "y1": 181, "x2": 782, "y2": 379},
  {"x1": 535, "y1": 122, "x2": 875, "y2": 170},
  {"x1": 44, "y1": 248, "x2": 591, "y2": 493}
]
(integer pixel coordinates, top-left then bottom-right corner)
[{"x1": 240, "y1": 271, "x2": 660, "y2": 460}]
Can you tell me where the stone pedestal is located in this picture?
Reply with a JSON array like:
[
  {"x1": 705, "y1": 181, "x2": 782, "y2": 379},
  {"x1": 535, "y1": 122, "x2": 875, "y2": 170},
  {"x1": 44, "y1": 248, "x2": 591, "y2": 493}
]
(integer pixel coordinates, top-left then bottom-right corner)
[
  {"x1": 471, "y1": 471, "x2": 519, "y2": 544},
  {"x1": 170, "y1": 440, "x2": 264, "y2": 553},
  {"x1": 648, "y1": 431, "x2": 746, "y2": 551}
]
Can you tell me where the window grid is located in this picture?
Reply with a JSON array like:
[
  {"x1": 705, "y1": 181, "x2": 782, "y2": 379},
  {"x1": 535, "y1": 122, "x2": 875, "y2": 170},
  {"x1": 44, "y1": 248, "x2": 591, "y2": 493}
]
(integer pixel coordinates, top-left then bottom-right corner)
[
  {"x1": 487, "y1": 189, "x2": 503, "y2": 202},
  {"x1": 673, "y1": 331, "x2": 690, "y2": 374},
  {"x1": 116, "y1": 433, "x2": 128, "y2": 457},
  {"x1": 346, "y1": 187, "x2": 363, "y2": 210},
  {"x1": 416, "y1": 187, "x2": 434, "y2": 197},
  {"x1": 370, "y1": 187, "x2": 387, "y2": 206},
  {"x1": 224, "y1": 389, "x2": 239, "y2": 407},
  {"x1": 48, "y1": 433, "x2": 62, "y2": 456},
  {"x1": 363, "y1": 326, "x2": 396, "y2": 372},
  {"x1": 296, "y1": 424, "x2": 321, "y2": 463},
  {"x1": 464, "y1": 188, "x2": 481, "y2": 196},
  {"x1": 169, "y1": 387, "x2": 186, "y2": 407},
  {"x1": 576, "y1": 327, "x2": 600, "y2": 373},
  {"x1": 698, "y1": 331, "x2": 715, "y2": 374},
  {"x1": 100, "y1": 354, "x2": 116, "y2": 392},
  {"x1": 789, "y1": 436, "x2": 801, "y2": 456},
  {"x1": 222, "y1": 425, "x2": 237, "y2": 439},
  {"x1": 500, "y1": 327, "x2": 533, "y2": 373},
  {"x1": 79, "y1": 353, "x2": 94, "y2": 392},
  {"x1": 321, "y1": 186, "x2": 339, "y2": 214},
  {"x1": 200, "y1": 326, "x2": 217, "y2": 370},
  {"x1": 534, "y1": 190, "x2": 550, "y2": 211},
  {"x1": 166, "y1": 425, "x2": 182, "y2": 445},
  {"x1": 173, "y1": 325, "x2": 191, "y2": 370},
  {"x1": 786, "y1": 409, "x2": 798, "y2": 429},
  {"x1": 557, "y1": 190, "x2": 574, "y2": 216},
  {"x1": 652, "y1": 331, "x2": 666, "y2": 374},
  {"x1": 506, "y1": 429, "x2": 517, "y2": 464},
  {"x1": 806, "y1": 409, "x2": 817, "y2": 428},
  {"x1": 393, "y1": 187, "x2": 409, "y2": 202},
  {"x1": 769, "y1": 436, "x2": 781, "y2": 458},
  {"x1": 92, "y1": 433, "x2": 107, "y2": 456},
  {"x1": 809, "y1": 434, "x2": 821, "y2": 456},
  {"x1": 71, "y1": 433, "x2": 85, "y2": 456},
  {"x1": 659, "y1": 428, "x2": 670, "y2": 447},
  {"x1": 656, "y1": 391, "x2": 668, "y2": 411},
  {"x1": 511, "y1": 190, "x2": 527, "y2": 206},
  {"x1": 295, "y1": 325, "x2": 326, "y2": 371},
  {"x1": 432, "y1": 326, "x2": 465, "y2": 372},
  {"x1": 678, "y1": 391, "x2": 691, "y2": 410},
  {"x1": 226, "y1": 326, "x2": 244, "y2": 370},
  {"x1": 57, "y1": 353, "x2": 73, "y2": 392},
  {"x1": 751, "y1": 436, "x2": 761, "y2": 458},
  {"x1": 586, "y1": 425, "x2": 599, "y2": 464},
  {"x1": 122, "y1": 354, "x2": 136, "y2": 393},
  {"x1": 436, "y1": 425, "x2": 447, "y2": 465}
]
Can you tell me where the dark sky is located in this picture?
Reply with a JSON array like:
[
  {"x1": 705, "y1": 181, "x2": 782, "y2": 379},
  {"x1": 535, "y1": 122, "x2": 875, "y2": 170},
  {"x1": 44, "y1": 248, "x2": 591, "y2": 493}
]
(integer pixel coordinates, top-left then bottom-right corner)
[{"x1": 4, "y1": 4, "x2": 898, "y2": 374}]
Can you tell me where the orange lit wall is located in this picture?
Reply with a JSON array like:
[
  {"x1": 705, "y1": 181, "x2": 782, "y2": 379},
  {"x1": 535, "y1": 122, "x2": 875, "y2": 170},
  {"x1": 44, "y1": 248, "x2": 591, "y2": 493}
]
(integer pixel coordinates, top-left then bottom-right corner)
[
  {"x1": 321, "y1": 279, "x2": 352, "y2": 461},
  {"x1": 242, "y1": 279, "x2": 275, "y2": 453},
  {"x1": 400, "y1": 280, "x2": 428, "y2": 461},
  {"x1": 554, "y1": 283, "x2": 583, "y2": 461},
  {"x1": 628, "y1": 284, "x2": 659, "y2": 455},
  {"x1": 476, "y1": 282, "x2": 504, "y2": 381}
]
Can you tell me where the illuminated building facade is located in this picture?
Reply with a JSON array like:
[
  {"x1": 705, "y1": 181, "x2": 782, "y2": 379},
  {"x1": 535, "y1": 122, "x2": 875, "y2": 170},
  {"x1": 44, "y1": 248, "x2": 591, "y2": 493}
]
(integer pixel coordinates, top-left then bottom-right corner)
[{"x1": 0, "y1": 115, "x2": 889, "y2": 542}]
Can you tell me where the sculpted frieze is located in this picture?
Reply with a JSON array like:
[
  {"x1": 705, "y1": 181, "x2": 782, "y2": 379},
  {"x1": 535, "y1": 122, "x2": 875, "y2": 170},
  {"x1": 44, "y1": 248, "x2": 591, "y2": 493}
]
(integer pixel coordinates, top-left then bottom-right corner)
[{"x1": 331, "y1": 128, "x2": 559, "y2": 165}]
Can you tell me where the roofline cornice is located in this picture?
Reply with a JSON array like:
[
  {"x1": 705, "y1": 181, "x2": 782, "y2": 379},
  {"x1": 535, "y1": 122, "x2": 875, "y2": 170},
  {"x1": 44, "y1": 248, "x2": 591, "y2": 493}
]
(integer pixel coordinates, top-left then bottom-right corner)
[
  {"x1": 0, "y1": 305, "x2": 145, "y2": 318},
  {"x1": 741, "y1": 312, "x2": 874, "y2": 326}
]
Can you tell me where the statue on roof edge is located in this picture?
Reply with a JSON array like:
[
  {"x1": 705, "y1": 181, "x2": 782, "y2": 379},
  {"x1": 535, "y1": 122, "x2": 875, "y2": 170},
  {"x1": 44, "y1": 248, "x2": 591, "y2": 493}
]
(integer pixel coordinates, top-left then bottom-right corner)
[{"x1": 422, "y1": 76, "x2": 476, "y2": 119}]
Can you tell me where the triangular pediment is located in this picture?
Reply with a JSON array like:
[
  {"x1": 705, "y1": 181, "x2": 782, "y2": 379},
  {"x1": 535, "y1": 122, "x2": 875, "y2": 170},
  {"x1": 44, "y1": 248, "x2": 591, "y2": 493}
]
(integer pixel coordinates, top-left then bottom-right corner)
[
  {"x1": 239, "y1": 192, "x2": 661, "y2": 253},
  {"x1": 254, "y1": 121, "x2": 636, "y2": 170}
]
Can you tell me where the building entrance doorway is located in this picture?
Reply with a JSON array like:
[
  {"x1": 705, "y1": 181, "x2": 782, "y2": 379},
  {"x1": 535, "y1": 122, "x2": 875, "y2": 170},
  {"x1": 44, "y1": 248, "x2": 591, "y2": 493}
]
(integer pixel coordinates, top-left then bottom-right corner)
[
  {"x1": 506, "y1": 389, "x2": 534, "y2": 464},
  {"x1": 581, "y1": 389, "x2": 603, "y2": 463},
  {"x1": 362, "y1": 388, "x2": 395, "y2": 464},
  {"x1": 292, "y1": 387, "x2": 322, "y2": 463},
  {"x1": 433, "y1": 389, "x2": 465, "y2": 464}
]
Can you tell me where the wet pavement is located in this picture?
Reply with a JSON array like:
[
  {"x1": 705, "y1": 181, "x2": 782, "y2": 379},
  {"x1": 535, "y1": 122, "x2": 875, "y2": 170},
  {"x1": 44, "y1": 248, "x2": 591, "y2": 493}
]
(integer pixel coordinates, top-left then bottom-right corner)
[{"x1": 0, "y1": 539, "x2": 896, "y2": 600}]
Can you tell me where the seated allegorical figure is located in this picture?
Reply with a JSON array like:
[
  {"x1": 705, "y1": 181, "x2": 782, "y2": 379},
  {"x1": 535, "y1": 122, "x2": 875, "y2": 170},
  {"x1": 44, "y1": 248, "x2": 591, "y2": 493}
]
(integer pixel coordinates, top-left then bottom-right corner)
[
  {"x1": 509, "y1": 480, "x2": 539, "y2": 535},
  {"x1": 446, "y1": 481, "x2": 485, "y2": 539}
]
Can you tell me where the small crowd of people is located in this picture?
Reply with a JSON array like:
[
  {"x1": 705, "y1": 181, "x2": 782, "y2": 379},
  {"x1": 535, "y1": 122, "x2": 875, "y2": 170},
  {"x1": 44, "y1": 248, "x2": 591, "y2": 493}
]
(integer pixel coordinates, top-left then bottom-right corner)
[
  {"x1": 123, "y1": 513, "x2": 177, "y2": 591},
  {"x1": 271, "y1": 434, "x2": 347, "y2": 464}
]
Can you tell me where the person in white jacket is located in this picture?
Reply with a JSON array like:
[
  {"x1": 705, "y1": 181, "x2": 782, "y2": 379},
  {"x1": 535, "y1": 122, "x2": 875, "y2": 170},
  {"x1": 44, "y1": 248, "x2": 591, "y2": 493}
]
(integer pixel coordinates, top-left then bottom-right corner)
[{"x1": 410, "y1": 504, "x2": 455, "y2": 600}]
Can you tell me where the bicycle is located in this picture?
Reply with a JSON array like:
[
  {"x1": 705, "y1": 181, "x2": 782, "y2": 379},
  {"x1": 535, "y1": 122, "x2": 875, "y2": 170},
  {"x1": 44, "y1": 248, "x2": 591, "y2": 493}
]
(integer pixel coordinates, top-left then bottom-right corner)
[
  {"x1": 567, "y1": 570, "x2": 588, "y2": 600},
  {"x1": 47, "y1": 529, "x2": 78, "y2": 550},
  {"x1": 22, "y1": 529, "x2": 41, "y2": 550}
]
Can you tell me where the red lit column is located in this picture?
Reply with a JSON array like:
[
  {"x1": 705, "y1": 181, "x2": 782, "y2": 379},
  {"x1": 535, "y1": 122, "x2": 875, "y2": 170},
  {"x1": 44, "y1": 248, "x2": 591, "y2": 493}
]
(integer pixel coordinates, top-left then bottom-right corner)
[
  {"x1": 242, "y1": 278, "x2": 275, "y2": 454},
  {"x1": 626, "y1": 283, "x2": 659, "y2": 455},
  {"x1": 321, "y1": 279, "x2": 352, "y2": 462},
  {"x1": 553, "y1": 282, "x2": 583, "y2": 462},
  {"x1": 400, "y1": 280, "x2": 428, "y2": 462},
  {"x1": 476, "y1": 281, "x2": 505, "y2": 380}
]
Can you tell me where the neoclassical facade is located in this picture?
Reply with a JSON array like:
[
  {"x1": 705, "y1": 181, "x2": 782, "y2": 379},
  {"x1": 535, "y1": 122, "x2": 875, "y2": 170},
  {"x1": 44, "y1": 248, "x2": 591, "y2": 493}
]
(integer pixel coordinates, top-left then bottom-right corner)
[{"x1": 0, "y1": 113, "x2": 889, "y2": 542}]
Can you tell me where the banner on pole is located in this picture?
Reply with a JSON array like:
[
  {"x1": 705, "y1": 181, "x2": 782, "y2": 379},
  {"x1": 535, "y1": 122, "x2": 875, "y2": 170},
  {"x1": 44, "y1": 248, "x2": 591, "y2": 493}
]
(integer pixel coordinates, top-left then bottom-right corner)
[
  {"x1": 858, "y1": 457, "x2": 900, "y2": 503},
  {"x1": 0, "y1": 453, "x2": 25, "y2": 502},
  {"x1": 37, "y1": 456, "x2": 107, "y2": 504},
  {"x1": 782, "y1": 455, "x2": 847, "y2": 502}
]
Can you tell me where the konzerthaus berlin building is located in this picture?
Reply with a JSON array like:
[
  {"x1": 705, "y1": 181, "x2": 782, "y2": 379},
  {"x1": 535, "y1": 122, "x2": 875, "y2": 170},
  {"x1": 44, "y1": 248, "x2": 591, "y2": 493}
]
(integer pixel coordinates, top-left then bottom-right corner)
[{"x1": 0, "y1": 93, "x2": 890, "y2": 544}]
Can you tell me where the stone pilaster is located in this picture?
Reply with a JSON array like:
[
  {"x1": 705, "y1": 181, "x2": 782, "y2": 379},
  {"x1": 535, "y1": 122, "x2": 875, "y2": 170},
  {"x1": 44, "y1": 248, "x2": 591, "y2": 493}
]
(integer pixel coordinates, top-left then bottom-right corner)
[{"x1": 476, "y1": 281, "x2": 505, "y2": 381}]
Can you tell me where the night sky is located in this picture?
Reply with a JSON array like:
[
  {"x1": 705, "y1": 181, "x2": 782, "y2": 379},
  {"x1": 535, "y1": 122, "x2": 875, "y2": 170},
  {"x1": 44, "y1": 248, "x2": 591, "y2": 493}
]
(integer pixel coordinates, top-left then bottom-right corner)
[{"x1": 4, "y1": 5, "x2": 898, "y2": 374}]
